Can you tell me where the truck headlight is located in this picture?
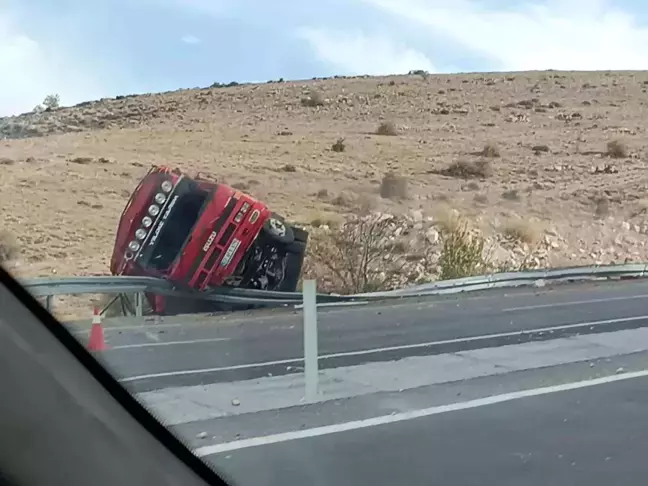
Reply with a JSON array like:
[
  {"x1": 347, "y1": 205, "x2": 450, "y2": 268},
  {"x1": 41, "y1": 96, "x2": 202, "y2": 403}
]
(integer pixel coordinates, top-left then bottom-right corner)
[
  {"x1": 154, "y1": 192, "x2": 167, "y2": 205},
  {"x1": 128, "y1": 240, "x2": 140, "y2": 252},
  {"x1": 142, "y1": 216, "x2": 153, "y2": 228},
  {"x1": 161, "y1": 180, "x2": 173, "y2": 193},
  {"x1": 149, "y1": 204, "x2": 160, "y2": 216},
  {"x1": 135, "y1": 228, "x2": 147, "y2": 240}
]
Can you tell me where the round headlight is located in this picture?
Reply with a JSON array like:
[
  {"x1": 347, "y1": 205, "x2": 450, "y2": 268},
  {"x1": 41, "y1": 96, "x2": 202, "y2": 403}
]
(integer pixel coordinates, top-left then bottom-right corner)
[
  {"x1": 154, "y1": 192, "x2": 167, "y2": 205},
  {"x1": 128, "y1": 240, "x2": 140, "y2": 252},
  {"x1": 142, "y1": 216, "x2": 153, "y2": 228},
  {"x1": 135, "y1": 228, "x2": 147, "y2": 240},
  {"x1": 148, "y1": 204, "x2": 160, "y2": 216},
  {"x1": 161, "y1": 180, "x2": 173, "y2": 193}
]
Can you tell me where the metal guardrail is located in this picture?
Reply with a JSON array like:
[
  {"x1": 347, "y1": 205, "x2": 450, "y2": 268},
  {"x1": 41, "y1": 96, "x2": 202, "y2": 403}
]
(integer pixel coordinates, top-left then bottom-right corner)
[
  {"x1": 20, "y1": 262, "x2": 648, "y2": 317},
  {"x1": 360, "y1": 262, "x2": 648, "y2": 298}
]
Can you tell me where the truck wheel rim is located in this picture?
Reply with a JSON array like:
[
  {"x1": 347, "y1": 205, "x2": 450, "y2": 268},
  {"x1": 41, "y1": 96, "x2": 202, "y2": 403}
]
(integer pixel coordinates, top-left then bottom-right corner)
[{"x1": 269, "y1": 218, "x2": 286, "y2": 237}]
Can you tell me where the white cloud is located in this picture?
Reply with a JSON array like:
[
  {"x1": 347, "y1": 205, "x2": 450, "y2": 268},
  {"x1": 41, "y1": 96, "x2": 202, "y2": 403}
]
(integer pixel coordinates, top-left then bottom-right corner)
[
  {"x1": 296, "y1": 27, "x2": 437, "y2": 75},
  {"x1": 181, "y1": 34, "x2": 201, "y2": 44},
  {"x1": 0, "y1": 12, "x2": 107, "y2": 116},
  {"x1": 359, "y1": 0, "x2": 648, "y2": 71}
]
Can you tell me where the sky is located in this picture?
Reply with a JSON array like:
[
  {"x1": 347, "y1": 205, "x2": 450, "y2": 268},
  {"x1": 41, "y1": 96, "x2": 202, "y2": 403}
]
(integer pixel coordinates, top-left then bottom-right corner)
[{"x1": 2, "y1": 0, "x2": 648, "y2": 116}]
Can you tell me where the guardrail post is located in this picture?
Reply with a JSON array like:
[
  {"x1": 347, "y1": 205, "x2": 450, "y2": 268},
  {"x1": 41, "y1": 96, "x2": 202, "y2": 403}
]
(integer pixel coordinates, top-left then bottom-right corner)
[
  {"x1": 134, "y1": 292, "x2": 143, "y2": 317},
  {"x1": 45, "y1": 295, "x2": 53, "y2": 312},
  {"x1": 303, "y1": 279, "x2": 319, "y2": 402}
]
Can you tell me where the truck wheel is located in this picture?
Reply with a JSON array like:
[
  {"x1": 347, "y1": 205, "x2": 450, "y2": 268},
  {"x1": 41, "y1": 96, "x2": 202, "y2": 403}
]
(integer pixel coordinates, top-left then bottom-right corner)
[
  {"x1": 279, "y1": 240, "x2": 307, "y2": 292},
  {"x1": 263, "y1": 213, "x2": 294, "y2": 244}
]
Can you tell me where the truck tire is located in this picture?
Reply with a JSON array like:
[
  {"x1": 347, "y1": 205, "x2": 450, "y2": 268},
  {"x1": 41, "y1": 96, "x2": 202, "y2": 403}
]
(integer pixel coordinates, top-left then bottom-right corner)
[
  {"x1": 263, "y1": 213, "x2": 294, "y2": 245},
  {"x1": 277, "y1": 225, "x2": 308, "y2": 292}
]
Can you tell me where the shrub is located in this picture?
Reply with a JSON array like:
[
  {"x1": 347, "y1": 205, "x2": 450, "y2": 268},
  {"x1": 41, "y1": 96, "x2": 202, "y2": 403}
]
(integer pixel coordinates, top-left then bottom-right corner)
[
  {"x1": 606, "y1": 140, "x2": 627, "y2": 158},
  {"x1": 332, "y1": 138, "x2": 346, "y2": 152},
  {"x1": 440, "y1": 160, "x2": 492, "y2": 179},
  {"x1": 481, "y1": 142, "x2": 500, "y2": 158},
  {"x1": 437, "y1": 220, "x2": 488, "y2": 280},
  {"x1": 43, "y1": 94, "x2": 60, "y2": 110},
  {"x1": 301, "y1": 91, "x2": 325, "y2": 107},
  {"x1": 375, "y1": 121, "x2": 398, "y2": 136},
  {"x1": 379, "y1": 171, "x2": 408, "y2": 199},
  {"x1": 304, "y1": 214, "x2": 419, "y2": 294}
]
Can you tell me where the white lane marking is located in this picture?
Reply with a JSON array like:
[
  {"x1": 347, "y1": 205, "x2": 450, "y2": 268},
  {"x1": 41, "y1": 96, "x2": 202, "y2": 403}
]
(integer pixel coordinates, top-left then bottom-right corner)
[
  {"x1": 120, "y1": 314, "x2": 648, "y2": 382},
  {"x1": 120, "y1": 357, "x2": 299, "y2": 382},
  {"x1": 503, "y1": 293, "x2": 648, "y2": 312},
  {"x1": 111, "y1": 337, "x2": 230, "y2": 350},
  {"x1": 193, "y1": 368, "x2": 648, "y2": 457},
  {"x1": 294, "y1": 301, "x2": 370, "y2": 310},
  {"x1": 71, "y1": 322, "x2": 189, "y2": 334},
  {"x1": 145, "y1": 331, "x2": 160, "y2": 342}
]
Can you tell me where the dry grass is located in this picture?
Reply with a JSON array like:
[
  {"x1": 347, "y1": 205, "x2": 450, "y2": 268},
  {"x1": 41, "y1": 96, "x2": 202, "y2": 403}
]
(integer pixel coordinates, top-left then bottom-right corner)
[
  {"x1": 632, "y1": 198, "x2": 648, "y2": 217},
  {"x1": 531, "y1": 144, "x2": 550, "y2": 153},
  {"x1": 594, "y1": 197, "x2": 610, "y2": 218},
  {"x1": 439, "y1": 160, "x2": 493, "y2": 179},
  {"x1": 501, "y1": 189, "x2": 521, "y2": 201},
  {"x1": 432, "y1": 206, "x2": 462, "y2": 233},
  {"x1": 480, "y1": 142, "x2": 500, "y2": 158},
  {"x1": 501, "y1": 218, "x2": 541, "y2": 244}
]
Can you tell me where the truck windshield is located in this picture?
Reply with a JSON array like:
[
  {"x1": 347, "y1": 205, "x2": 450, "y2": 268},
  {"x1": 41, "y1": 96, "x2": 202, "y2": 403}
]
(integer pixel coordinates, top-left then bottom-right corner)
[{"x1": 143, "y1": 181, "x2": 209, "y2": 272}]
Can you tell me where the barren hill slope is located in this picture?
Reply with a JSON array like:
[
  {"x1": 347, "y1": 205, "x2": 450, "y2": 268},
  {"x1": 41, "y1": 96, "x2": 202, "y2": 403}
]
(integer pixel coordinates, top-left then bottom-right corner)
[{"x1": 2, "y1": 70, "x2": 648, "y2": 316}]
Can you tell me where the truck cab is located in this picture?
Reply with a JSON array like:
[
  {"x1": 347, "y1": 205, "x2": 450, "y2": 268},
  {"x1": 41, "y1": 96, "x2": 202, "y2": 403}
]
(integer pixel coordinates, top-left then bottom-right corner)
[{"x1": 110, "y1": 166, "x2": 308, "y2": 315}]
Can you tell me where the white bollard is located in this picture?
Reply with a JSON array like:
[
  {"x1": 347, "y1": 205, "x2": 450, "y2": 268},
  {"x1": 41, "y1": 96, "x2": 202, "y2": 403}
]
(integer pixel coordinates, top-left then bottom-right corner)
[
  {"x1": 134, "y1": 292, "x2": 143, "y2": 317},
  {"x1": 302, "y1": 279, "x2": 319, "y2": 402}
]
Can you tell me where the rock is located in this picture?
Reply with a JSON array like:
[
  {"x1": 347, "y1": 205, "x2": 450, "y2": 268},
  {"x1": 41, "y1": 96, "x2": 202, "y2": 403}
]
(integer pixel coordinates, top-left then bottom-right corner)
[
  {"x1": 410, "y1": 209, "x2": 424, "y2": 222},
  {"x1": 622, "y1": 221, "x2": 631, "y2": 231},
  {"x1": 426, "y1": 227, "x2": 439, "y2": 244},
  {"x1": 231, "y1": 398, "x2": 241, "y2": 406}
]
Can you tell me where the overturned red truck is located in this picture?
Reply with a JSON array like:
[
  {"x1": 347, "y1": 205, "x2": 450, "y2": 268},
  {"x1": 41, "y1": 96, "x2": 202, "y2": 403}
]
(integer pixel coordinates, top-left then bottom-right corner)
[{"x1": 110, "y1": 166, "x2": 308, "y2": 315}]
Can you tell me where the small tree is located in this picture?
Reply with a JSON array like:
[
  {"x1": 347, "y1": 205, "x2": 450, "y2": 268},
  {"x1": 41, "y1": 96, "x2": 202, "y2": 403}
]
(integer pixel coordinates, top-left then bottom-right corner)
[
  {"x1": 305, "y1": 214, "x2": 417, "y2": 293},
  {"x1": 43, "y1": 94, "x2": 60, "y2": 110}
]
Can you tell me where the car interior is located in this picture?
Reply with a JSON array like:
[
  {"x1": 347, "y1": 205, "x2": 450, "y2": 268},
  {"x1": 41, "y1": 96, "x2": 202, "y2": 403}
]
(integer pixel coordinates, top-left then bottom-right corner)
[{"x1": 0, "y1": 265, "x2": 231, "y2": 486}]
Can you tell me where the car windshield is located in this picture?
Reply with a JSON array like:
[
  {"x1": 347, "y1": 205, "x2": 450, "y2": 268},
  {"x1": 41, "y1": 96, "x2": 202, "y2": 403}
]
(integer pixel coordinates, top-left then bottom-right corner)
[
  {"x1": 4, "y1": 2, "x2": 648, "y2": 484},
  {"x1": 140, "y1": 180, "x2": 209, "y2": 272}
]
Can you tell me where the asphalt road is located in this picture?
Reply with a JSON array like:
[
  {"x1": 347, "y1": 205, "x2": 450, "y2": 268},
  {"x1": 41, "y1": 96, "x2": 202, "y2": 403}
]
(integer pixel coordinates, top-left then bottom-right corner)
[
  {"x1": 207, "y1": 367, "x2": 648, "y2": 486},
  {"x1": 89, "y1": 279, "x2": 648, "y2": 391}
]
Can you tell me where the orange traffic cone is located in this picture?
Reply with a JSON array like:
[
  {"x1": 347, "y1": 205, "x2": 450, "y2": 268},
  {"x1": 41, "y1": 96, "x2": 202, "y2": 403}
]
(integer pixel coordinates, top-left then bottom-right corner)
[{"x1": 88, "y1": 307, "x2": 107, "y2": 351}]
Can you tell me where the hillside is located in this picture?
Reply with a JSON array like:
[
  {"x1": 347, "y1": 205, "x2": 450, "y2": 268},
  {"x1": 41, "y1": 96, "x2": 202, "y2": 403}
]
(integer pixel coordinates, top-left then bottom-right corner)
[{"x1": 2, "y1": 70, "x2": 648, "y2": 317}]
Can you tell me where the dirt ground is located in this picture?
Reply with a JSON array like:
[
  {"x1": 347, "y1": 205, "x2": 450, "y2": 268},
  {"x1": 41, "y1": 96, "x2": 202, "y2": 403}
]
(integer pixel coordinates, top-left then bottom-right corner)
[{"x1": 2, "y1": 70, "x2": 648, "y2": 319}]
